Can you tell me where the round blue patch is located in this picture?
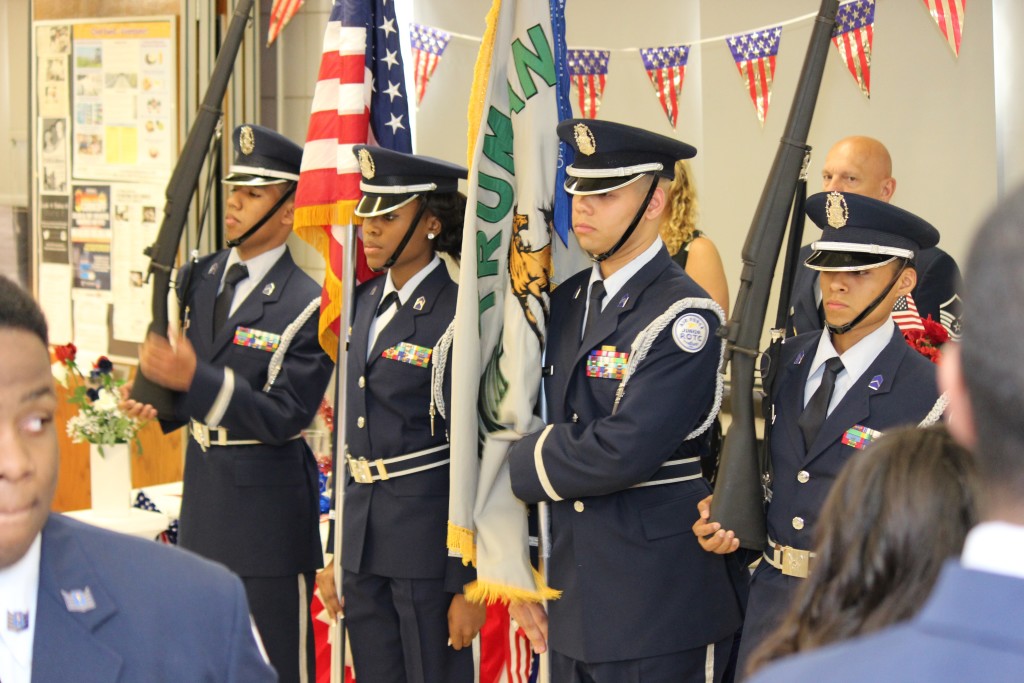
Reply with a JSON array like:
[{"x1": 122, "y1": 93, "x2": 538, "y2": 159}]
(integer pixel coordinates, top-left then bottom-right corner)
[{"x1": 673, "y1": 313, "x2": 709, "y2": 353}]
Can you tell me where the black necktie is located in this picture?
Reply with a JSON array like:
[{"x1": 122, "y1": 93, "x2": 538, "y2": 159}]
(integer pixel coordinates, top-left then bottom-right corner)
[
  {"x1": 213, "y1": 263, "x2": 249, "y2": 333},
  {"x1": 582, "y1": 280, "x2": 606, "y2": 341},
  {"x1": 376, "y1": 291, "x2": 401, "y2": 318},
  {"x1": 798, "y1": 356, "x2": 845, "y2": 449}
]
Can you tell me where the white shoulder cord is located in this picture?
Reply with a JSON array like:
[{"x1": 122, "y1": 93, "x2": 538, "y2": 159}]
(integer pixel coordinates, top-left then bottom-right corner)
[
  {"x1": 917, "y1": 392, "x2": 949, "y2": 427},
  {"x1": 612, "y1": 297, "x2": 727, "y2": 443},
  {"x1": 429, "y1": 319, "x2": 456, "y2": 434},
  {"x1": 263, "y1": 296, "x2": 321, "y2": 392}
]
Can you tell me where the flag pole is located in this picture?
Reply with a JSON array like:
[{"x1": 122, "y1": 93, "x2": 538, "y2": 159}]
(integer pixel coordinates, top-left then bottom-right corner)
[{"x1": 331, "y1": 222, "x2": 357, "y2": 683}]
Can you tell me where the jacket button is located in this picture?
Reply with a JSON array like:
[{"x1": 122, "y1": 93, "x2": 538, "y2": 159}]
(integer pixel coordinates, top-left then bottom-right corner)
[
  {"x1": 573, "y1": 500, "x2": 584, "y2": 512},
  {"x1": 572, "y1": 413, "x2": 579, "y2": 423},
  {"x1": 792, "y1": 516, "x2": 805, "y2": 530},
  {"x1": 356, "y1": 416, "x2": 365, "y2": 428},
  {"x1": 796, "y1": 470, "x2": 810, "y2": 483},
  {"x1": 358, "y1": 376, "x2": 365, "y2": 388}
]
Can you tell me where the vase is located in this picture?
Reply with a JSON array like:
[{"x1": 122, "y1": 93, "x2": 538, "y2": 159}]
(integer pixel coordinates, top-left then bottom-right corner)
[{"x1": 89, "y1": 443, "x2": 133, "y2": 513}]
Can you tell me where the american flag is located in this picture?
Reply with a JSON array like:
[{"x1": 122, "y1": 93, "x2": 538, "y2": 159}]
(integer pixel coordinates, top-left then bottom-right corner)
[
  {"x1": 922, "y1": 0, "x2": 966, "y2": 57},
  {"x1": 292, "y1": 0, "x2": 412, "y2": 360},
  {"x1": 639, "y1": 45, "x2": 689, "y2": 129},
  {"x1": 726, "y1": 26, "x2": 783, "y2": 126},
  {"x1": 892, "y1": 293, "x2": 925, "y2": 333},
  {"x1": 832, "y1": 0, "x2": 875, "y2": 98},
  {"x1": 267, "y1": 0, "x2": 304, "y2": 47},
  {"x1": 409, "y1": 24, "x2": 451, "y2": 106},
  {"x1": 566, "y1": 49, "x2": 610, "y2": 119}
]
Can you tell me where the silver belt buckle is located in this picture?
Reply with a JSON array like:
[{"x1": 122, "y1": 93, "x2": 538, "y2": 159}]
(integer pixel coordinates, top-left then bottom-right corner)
[
  {"x1": 190, "y1": 421, "x2": 210, "y2": 452},
  {"x1": 347, "y1": 456, "x2": 374, "y2": 484},
  {"x1": 782, "y1": 546, "x2": 810, "y2": 578}
]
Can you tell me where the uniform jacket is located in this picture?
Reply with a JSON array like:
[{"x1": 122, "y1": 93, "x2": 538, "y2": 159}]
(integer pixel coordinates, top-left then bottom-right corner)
[
  {"x1": 341, "y1": 265, "x2": 473, "y2": 593},
  {"x1": 787, "y1": 245, "x2": 963, "y2": 337},
  {"x1": 34, "y1": 515, "x2": 276, "y2": 682},
  {"x1": 749, "y1": 562, "x2": 1024, "y2": 683},
  {"x1": 164, "y1": 248, "x2": 333, "y2": 577},
  {"x1": 508, "y1": 247, "x2": 743, "y2": 663},
  {"x1": 765, "y1": 326, "x2": 939, "y2": 550}
]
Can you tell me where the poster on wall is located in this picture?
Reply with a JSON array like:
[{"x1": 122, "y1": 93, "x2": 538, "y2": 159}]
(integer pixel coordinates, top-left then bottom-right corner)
[
  {"x1": 70, "y1": 183, "x2": 111, "y2": 291},
  {"x1": 37, "y1": 25, "x2": 71, "y2": 118},
  {"x1": 111, "y1": 183, "x2": 164, "y2": 342},
  {"x1": 40, "y1": 117, "x2": 69, "y2": 194},
  {"x1": 71, "y1": 21, "x2": 176, "y2": 183},
  {"x1": 40, "y1": 195, "x2": 70, "y2": 265}
]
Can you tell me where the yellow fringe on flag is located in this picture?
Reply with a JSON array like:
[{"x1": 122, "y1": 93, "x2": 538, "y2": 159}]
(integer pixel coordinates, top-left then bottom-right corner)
[
  {"x1": 291, "y1": 199, "x2": 360, "y2": 361},
  {"x1": 464, "y1": 568, "x2": 562, "y2": 606},
  {"x1": 447, "y1": 521, "x2": 477, "y2": 567},
  {"x1": 465, "y1": 0, "x2": 502, "y2": 169}
]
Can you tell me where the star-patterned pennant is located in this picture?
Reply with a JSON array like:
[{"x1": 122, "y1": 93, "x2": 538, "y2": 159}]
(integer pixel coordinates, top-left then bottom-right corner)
[
  {"x1": 639, "y1": 45, "x2": 690, "y2": 129},
  {"x1": 921, "y1": 0, "x2": 966, "y2": 58},
  {"x1": 832, "y1": 0, "x2": 875, "y2": 98},
  {"x1": 567, "y1": 49, "x2": 611, "y2": 119},
  {"x1": 726, "y1": 26, "x2": 783, "y2": 127},
  {"x1": 409, "y1": 24, "x2": 451, "y2": 106}
]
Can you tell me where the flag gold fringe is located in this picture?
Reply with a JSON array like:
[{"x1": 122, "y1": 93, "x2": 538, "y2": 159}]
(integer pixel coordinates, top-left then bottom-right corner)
[
  {"x1": 464, "y1": 568, "x2": 562, "y2": 606},
  {"x1": 447, "y1": 521, "x2": 477, "y2": 566},
  {"x1": 465, "y1": 0, "x2": 501, "y2": 169},
  {"x1": 292, "y1": 199, "x2": 360, "y2": 360}
]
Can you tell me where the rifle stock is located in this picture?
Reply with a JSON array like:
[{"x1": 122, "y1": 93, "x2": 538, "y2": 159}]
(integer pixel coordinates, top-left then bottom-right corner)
[
  {"x1": 709, "y1": 0, "x2": 839, "y2": 549},
  {"x1": 130, "y1": 0, "x2": 256, "y2": 416}
]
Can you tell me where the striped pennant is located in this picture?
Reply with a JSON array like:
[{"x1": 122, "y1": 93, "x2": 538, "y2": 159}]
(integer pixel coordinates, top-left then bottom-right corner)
[
  {"x1": 410, "y1": 24, "x2": 451, "y2": 105},
  {"x1": 267, "y1": 0, "x2": 303, "y2": 47},
  {"x1": 922, "y1": 0, "x2": 966, "y2": 58},
  {"x1": 726, "y1": 26, "x2": 783, "y2": 127},
  {"x1": 639, "y1": 44, "x2": 689, "y2": 129},
  {"x1": 832, "y1": 0, "x2": 875, "y2": 98},
  {"x1": 567, "y1": 49, "x2": 610, "y2": 119}
]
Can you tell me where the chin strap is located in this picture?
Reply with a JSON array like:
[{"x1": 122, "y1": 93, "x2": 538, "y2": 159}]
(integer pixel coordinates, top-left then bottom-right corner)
[
  {"x1": 225, "y1": 183, "x2": 296, "y2": 248},
  {"x1": 371, "y1": 196, "x2": 430, "y2": 273},
  {"x1": 590, "y1": 175, "x2": 660, "y2": 263},
  {"x1": 825, "y1": 261, "x2": 909, "y2": 336}
]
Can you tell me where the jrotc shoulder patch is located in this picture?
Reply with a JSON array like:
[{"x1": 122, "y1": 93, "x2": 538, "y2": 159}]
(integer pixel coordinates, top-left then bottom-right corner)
[
  {"x1": 673, "y1": 313, "x2": 709, "y2": 353},
  {"x1": 842, "y1": 424, "x2": 883, "y2": 450},
  {"x1": 382, "y1": 342, "x2": 432, "y2": 368},
  {"x1": 586, "y1": 346, "x2": 629, "y2": 380},
  {"x1": 233, "y1": 326, "x2": 281, "y2": 352}
]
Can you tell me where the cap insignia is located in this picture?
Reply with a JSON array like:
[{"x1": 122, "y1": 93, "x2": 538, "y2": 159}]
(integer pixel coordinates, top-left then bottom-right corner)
[
  {"x1": 825, "y1": 191, "x2": 848, "y2": 229},
  {"x1": 358, "y1": 149, "x2": 375, "y2": 179},
  {"x1": 574, "y1": 123, "x2": 596, "y2": 156},
  {"x1": 239, "y1": 125, "x2": 255, "y2": 155}
]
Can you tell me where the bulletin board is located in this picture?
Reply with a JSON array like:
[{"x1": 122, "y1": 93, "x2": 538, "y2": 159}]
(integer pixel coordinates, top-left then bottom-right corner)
[{"x1": 32, "y1": 15, "x2": 178, "y2": 362}]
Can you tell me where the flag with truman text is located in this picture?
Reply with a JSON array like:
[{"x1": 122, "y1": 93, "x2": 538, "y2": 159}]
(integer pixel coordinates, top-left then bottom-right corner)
[{"x1": 293, "y1": 0, "x2": 412, "y2": 359}]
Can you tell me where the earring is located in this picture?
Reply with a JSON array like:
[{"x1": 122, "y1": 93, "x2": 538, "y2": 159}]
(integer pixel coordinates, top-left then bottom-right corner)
[{"x1": 427, "y1": 233, "x2": 436, "y2": 240}]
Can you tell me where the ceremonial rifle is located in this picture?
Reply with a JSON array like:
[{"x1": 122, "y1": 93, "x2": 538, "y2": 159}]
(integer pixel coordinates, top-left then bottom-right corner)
[
  {"x1": 709, "y1": 0, "x2": 839, "y2": 549},
  {"x1": 130, "y1": 0, "x2": 256, "y2": 416}
]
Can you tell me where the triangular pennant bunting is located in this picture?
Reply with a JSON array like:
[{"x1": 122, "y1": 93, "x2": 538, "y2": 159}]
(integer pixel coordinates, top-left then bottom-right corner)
[
  {"x1": 639, "y1": 45, "x2": 690, "y2": 129},
  {"x1": 726, "y1": 26, "x2": 783, "y2": 126},
  {"x1": 567, "y1": 49, "x2": 611, "y2": 119},
  {"x1": 921, "y1": 0, "x2": 965, "y2": 58},
  {"x1": 410, "y1": 24, "x2": 452, "y2": 105},
  {"x1": 832, "y1": 0, "x2": 875, "y2": 97},
  {"x1": 267, "y1": 0, "x2": 304, "y2": 46}
]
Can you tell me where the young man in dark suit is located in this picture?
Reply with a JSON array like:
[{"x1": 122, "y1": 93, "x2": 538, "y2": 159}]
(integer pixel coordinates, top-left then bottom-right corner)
[
  {"x1": 696, "y1": 191, "x2": 945, "y2": 676},
  {"x1": 507, "y1": 119, "x2": 743, "y2": 683},
  {"x1": 125, "y1": 124, "x2": 334, "y2": 683},
  {"x1": 0, "y1": 275, "x2": 275, "y2": 682},
  {"x1": 748, "y1": 185, "x2": 1024, "y2": 683}
]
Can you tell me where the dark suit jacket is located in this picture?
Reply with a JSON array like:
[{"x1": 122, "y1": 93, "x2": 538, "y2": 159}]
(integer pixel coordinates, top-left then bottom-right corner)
[
  {"x1": 508, "y1": 248, "x2": 742, "y2": 663},
  {"x1": 787, "y1": 245, "x2": 962, "y2": 337},
  {"x1": 165, "y1": 248, "x2": 333, "y2": 577},
  {"x1": 35, "y1": 515, "x2": 276, "y2": 682},
  {"x1": 340, "y1": 265, "x2": 473, "y2": 593},
  {"x1": 749, "y1": 562, "x2": 1024, "y2": 683}
]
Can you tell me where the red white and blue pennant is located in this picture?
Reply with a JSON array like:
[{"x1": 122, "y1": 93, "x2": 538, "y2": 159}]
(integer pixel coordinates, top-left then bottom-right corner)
[
  {"x1": 639, "y1": 45, "x2": 690, "y2": 129},
  {"x1": 567, "y1": 49, "x2": 611, "y2": 119},
  {"x1": 832, "y1": 0, "x2": 875, "y2": 98},
  {"x1": 410, "y1": 24, "x2": 451, "y2": 106},
  {"x1": 727, "y1": 26, "x2": 783, "y2": 127},
  {"x1": 922, "y1": 0, "x2": 966, "y2": 58}
]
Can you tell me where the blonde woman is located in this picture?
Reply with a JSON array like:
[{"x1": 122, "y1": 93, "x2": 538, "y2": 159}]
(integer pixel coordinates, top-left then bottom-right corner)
[{"x1": 661, "y1": 159, "x2": 730, "y2": 317}]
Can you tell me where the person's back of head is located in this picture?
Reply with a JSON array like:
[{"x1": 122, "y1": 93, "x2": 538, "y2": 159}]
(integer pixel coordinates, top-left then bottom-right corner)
[
  {"x1": 748, "y1": 424, "x2": 977, "y2": 674},
  {"x1": 661, "y1": 159, "x2": 699, "y2": 256},
  {"x1": 0, "y1": 276, "x2": 48, "y2": 344},
  {"x1": 951, "y1": 185, "x2": 1024, "y2": 514}
]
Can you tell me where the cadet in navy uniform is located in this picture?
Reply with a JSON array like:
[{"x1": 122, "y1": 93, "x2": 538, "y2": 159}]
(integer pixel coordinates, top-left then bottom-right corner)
[
  {"x1": 127, "y1": 124, "x2": 334, "y2": 683},
  {"x1": 314, "y1": 147, "x2": 485, "y2": 683},
  {"x1": 746, "y1": 186, "x2": 1024, "y2": 683},
  {"x1": 695, "y1": 191, "x2": 945, "y2": 678},
  {"x1": 507, "y1": 120, "x2": 743, "y2": 683}
]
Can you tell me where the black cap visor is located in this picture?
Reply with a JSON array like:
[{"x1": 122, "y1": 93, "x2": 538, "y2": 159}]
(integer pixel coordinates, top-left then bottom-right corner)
[
  {"x1": 354, "y1": 192, "x2": 419, "y2": 218},
  {"x1": 805, "y1": 249, "x2": 904, "y2": 272}
]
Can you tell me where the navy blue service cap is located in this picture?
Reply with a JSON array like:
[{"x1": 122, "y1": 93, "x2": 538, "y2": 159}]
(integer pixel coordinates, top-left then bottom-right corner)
[
  {"x1": 223, "y1": 124, "x2": 302, "y2": 186},
  {"x1": 804, "y1": 191, "x2": 940, "y2": 271},
  {"x1": 557, "y1": 118, "x2": 696, "y2": 195},
  {"x1": 353, "y1": 146, "x2": 467, "y2": 217}
]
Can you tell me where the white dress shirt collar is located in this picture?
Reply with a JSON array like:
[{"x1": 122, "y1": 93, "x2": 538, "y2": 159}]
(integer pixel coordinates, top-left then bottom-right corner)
[
  {"x1": 961, "y1": 521, "x2": 1024, "y2": 580},
  {"x1": 0, "y1": 533, "x2": 41, "y2": 683},
  {"x1": 368, "y1": 256, "x2": 442, "y2": 355},
  {"x1": 222, "y1": 244, "x2": 288, "y2": 315},
  {"x1": 804, "y1": 316, "x2": 895, "y2": 411},
  {"x1": 587, "y1": 237, "x2": 664, "y2": 312}
]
